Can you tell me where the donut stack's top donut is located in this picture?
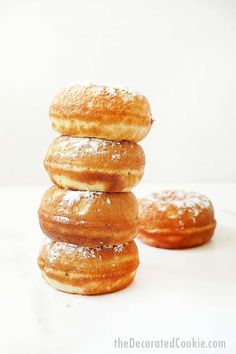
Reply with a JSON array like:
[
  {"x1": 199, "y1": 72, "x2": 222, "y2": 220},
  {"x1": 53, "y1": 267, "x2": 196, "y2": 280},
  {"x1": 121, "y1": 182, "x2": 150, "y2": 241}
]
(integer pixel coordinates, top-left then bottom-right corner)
[{"x1": 49, "y1": 83, "x2": 153, "y2": 142}]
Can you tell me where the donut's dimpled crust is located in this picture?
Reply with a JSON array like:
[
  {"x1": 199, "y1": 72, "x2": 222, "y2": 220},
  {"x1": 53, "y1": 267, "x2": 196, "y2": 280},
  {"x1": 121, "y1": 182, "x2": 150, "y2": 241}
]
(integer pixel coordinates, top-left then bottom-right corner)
[
  {"x1": 44, "y1": 136, "x2": 145, "y2": 192},
  {"x1": 38, "y1": 238, "x2": 139, "y2": 295},
  {"x1": 49, "y1": 84, "x2": 152, "y2": 142},
  {"x1": 38, "y1": 186, "x2": 138, "y2": 247},
  {"x1": 138, "y1": 190, "x2": 216, "y2": 249}
]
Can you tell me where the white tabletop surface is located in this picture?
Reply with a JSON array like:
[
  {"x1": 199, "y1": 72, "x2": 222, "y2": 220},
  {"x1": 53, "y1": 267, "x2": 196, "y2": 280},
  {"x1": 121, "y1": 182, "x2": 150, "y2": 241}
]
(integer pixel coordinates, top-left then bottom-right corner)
[{"x1": 1, "y1": 183, "x2": 235, "y2": 354}]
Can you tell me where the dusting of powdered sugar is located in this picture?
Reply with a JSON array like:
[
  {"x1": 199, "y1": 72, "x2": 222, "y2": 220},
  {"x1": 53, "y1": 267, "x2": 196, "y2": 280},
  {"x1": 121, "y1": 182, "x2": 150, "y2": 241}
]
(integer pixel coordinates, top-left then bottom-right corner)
[
  {"x1": 51, "y1": 83, "x2": 145, "y2": 116},
  {"x1": 111, "y1": 153, "x2": 121, "y2": 160},
  {"x1": 53, "y1": 216, "x2": 70, "y2": 223},
  {"x1": 114, "y1": 84, "x2": 143, "y2": 97},
  {"x1": 43, "y1": 238, "x2": 126, "y2": 263},
  {"x1": 54, "y1": 137, "x2": 110, "y2": 159},
  {"x1": 56, "y1": 190, "x2": 102, "y2": 214},
  {"x1": 61, "y1": 190, "x2": 102, "y2": 205},
  {"x1": 61, "y1": 82, "x2": 143, "y2": 99},
  {"x1": 141, "y1": 190, "x2": 211, "y2": 226},
  {"x1": 146, "y1": 191, "x2": 210, "y2": 211},
  {"x1": 106, "y1": 197, "x2": 112, "y2": 205},
  {"x1": 52, "y1": 216, "x2": 87, "y2": 224},
  {"x1": 105, "y1": 86, "x2": 116, "y2": 96},
  {"x1": 53, "y1": 136, "x2": 123, "y2": 160}
]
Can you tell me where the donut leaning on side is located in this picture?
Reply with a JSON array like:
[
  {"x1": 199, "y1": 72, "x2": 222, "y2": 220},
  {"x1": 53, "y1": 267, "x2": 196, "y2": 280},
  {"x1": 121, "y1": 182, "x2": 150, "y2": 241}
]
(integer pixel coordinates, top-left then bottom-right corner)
[
  {"x1": 49, "y1": 84, "x2": 153, "y2": 142},
  {"x1": 44, "y1": 136, "x2": 145, "y2": 192},
  {"x1": 138, "y1": 190, "x2": 216, "y2": 249},
  {"x1": 38, "y1": 185, "x2": 139, "y2": 247},
  {"x1": 38, "y1": 238, "x2": 139, "y2": 295}
]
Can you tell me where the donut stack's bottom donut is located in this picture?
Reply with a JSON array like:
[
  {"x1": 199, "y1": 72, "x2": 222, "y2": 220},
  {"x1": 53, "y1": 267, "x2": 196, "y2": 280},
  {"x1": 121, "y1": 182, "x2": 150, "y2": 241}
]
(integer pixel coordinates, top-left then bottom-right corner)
[{"x1": 38, "y1": 238, "x2": 139, "y2": 295}]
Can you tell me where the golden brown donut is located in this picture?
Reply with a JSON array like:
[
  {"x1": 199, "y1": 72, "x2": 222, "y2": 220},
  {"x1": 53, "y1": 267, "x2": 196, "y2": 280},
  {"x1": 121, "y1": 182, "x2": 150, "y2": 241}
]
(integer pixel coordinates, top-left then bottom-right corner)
[
  {"x1": 38, "y1": 185, "x2": 138, "y2": 247},
  {"x1": 49, "y1": 84, "x2": 153, "y2": 142},
  {"x1": 38, "y1": 238, "x2": 139, "y2": 295},
  {"x1": 44, "y1": 136, "x2": 145, "y2": 192},
  {"x1": 138, "y1": 190, "x2": 216, "y2": 249}
]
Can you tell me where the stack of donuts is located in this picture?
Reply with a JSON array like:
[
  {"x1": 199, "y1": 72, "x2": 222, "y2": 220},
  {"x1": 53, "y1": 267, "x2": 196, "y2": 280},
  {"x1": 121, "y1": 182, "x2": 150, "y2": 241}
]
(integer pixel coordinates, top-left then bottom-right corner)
[{"x1": 38, "y1": 84, "x2": 153, "y2": 295}]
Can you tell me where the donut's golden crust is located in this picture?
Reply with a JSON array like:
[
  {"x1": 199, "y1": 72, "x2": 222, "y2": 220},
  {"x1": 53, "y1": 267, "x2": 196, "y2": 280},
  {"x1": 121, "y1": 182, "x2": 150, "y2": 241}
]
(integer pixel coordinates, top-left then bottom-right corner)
[
  {"x1": 38, "y1": 239, "x2": 139, "y2": 295},
  {"x1": 42, "y1": 271, "x2": 136, "y2": 295},
  {"x1": 44, "y1": 136, "x2": 145, "y2": 192},
  {"x1": 38, "y1": 186, "x2": 138, "y2": 247},
  {"x1": 138, "y1": 190, "x2": 216, "y2": 249},
  {"x1": 49, "y1": 84, "x2": 153, "y2": 142}
]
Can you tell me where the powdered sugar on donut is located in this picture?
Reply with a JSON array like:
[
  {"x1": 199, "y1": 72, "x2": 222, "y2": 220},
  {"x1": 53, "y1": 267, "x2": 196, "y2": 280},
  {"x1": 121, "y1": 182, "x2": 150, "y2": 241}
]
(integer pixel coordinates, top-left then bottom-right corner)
[
  {"x1": 111, "y1": 153, "x2": 121, "y2": 160},
  {"x1": 53, "y1": 216, "x2": 70, "y2": 223},
  {"x1": 146, "y1": 191, "x2": 210, "y2": 212},
  {"x1": 56, "y1": 189, "x2": 102, "y2": 214},
  {"x1": 43, "y1": 238, "x2": 126, "y2": 263},
  {"x1": 53, "y1": 136, "x2": 124, "y2": 160},
  {"x1": 141, "y1": 190, "x2": 212, "y2": 227},
  {"x1": 52, "y1": 216, "x2": 87, "y2": 224},
  {"x1": 60, "y1": 83, "x2": 143, "y2": 102},
  {"x1": 54, "y1": 137, "x2": 109, "y2": 159},
  {"x1": 61, "y1": 190, "x2": 102, "y2": 205},
  {"x1": 106, "y1": 197, "x2": 112, "y2": 205}
]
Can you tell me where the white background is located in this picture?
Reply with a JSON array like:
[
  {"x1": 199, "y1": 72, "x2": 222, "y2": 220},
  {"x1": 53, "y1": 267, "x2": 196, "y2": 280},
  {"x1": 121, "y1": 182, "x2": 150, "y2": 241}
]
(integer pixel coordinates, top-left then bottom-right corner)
[
  {"x1": 0, "y1": 0, "x2": 236, "y2": 184},
  {"x1": 1, "y1": 2, "x2": 236, "y2": 354}
]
